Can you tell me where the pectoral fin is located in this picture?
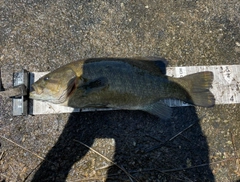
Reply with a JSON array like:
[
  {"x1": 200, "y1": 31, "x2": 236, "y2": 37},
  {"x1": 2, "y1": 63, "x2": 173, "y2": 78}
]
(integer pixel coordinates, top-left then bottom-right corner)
[
  {"x1": 78, "y1": 77, "x2": 108, "y2": 95},
  {"x1": 141, "y1": 101, "x2": 172, "y2": 120}
]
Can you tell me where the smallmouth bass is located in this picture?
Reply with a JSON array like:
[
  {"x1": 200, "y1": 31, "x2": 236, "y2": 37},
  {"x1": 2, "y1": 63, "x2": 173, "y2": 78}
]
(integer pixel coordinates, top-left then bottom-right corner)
[{"x1": 30, "y1": 58, "x2": 215, "y2": 119}]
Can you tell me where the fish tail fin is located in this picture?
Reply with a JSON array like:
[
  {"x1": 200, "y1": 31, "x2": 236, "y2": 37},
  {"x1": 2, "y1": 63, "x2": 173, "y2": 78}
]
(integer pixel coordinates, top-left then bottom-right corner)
[{"x1": 179, "y1": 71, "x2": 215, "y2": 107}]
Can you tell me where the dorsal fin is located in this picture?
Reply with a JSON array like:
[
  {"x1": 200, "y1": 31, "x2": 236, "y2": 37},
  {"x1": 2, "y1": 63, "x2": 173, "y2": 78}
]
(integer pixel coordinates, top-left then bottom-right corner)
[
  {"x1": 85, "y1": 57, "x2": 168, "y2": 76},
  {"x1": 131, "y1": 57, "x2": 168, "y2": 75}
]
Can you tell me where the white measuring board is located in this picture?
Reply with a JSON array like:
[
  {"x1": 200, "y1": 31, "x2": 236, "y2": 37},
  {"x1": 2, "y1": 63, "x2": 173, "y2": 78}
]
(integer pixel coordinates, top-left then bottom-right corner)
[{"x1": 30, "y1": 65, "x2": 240, "y2": 115}]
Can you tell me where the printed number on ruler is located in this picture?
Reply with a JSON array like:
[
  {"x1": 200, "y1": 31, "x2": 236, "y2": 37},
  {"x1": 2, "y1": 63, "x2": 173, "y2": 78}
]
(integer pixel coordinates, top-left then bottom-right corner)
[{"x1": 176, "y1": 67, "x2": 187, "y2": 77}]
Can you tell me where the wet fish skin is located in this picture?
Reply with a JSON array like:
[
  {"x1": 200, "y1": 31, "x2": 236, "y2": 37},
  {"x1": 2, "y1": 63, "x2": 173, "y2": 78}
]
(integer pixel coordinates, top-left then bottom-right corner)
[{"x1": 30, "y1": 58, "x2": 215, "y2": 119}]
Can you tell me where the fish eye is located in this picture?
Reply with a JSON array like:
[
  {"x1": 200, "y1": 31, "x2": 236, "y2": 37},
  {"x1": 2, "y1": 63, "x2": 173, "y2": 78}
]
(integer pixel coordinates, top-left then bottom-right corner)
[{"x1": 44, "y1": 76, "x2": 49, "y2": 81}]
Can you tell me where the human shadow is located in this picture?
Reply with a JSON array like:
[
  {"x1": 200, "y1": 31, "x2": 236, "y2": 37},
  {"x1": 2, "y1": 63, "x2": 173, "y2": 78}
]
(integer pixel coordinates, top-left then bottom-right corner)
[
  {"x1": 31, "y1": 108, "x2": 214, "y2": 181},
  {"x1": 31, "y1": 59, "x2": 214, "y2": 181}
]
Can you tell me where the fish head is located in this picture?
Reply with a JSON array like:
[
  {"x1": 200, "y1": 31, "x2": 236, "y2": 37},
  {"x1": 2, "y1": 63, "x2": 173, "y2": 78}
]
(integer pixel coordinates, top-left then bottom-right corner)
[{"x1": 30, "y1": 67, "x2": 77, "y2": 104}]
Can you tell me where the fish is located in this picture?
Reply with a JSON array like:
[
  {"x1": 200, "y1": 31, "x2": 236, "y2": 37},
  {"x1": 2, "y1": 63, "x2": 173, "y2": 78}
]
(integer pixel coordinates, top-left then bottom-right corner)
[{"x1": 29, "y1": 58, "x2": 215, "y2": 119}]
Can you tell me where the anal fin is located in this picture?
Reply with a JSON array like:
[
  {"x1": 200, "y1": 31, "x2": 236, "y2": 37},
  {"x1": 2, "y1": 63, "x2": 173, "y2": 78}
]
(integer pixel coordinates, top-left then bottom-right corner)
[{"x1": 141, "y1": 101, "x2": 172, "y2": 120}]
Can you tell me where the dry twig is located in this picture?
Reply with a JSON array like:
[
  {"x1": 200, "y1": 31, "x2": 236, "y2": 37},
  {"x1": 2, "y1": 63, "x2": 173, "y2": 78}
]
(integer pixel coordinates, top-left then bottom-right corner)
[
  {"x1": 73, "y1": 139, "x2": 138, "y2": 182},
  {"x1": 0, "y1": 135, "x2": 55, "y2": 165},
  {"x1": 145, "y1": 115, "x2": 206, "y2": 153},
  {"x1": 145, "y1": 122, "x2": 196, "y2": 153},
  {"x1": 126, "y1": 157, "x2": 235, "y2": 174},
  {"x1": 23, "y1": 162, "x2": 43, "y2": 182}
]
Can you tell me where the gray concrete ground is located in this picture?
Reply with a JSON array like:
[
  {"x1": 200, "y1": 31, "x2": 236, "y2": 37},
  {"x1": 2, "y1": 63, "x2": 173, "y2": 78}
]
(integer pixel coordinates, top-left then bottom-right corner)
[{"x1": 0, "y1": 0, "x2": 240, "y2": 181}]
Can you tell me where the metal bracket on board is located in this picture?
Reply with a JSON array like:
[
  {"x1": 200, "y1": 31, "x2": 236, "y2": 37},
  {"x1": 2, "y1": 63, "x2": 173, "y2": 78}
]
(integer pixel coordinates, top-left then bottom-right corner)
[
  {"x1": 0, "y1": 69, "x2": 29, "y2": 116},
  {"x1": 12, "y1": 69, "x2": 29, "y2": 116}
]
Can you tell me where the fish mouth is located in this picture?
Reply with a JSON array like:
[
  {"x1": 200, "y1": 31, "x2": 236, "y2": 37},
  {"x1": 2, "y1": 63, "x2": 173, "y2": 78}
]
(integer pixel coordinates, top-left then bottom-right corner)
[
  {"x1": 29, "y1": 83, "x2": 69, "y2": 104},
  {"x1": 31, "y1": 84, "x2": 43, "y2": 95},
  {"x1": 29, "y1": 84, "x2": 43, "y2": 100},
  {"x1": 29, "y1": 91, "x2": 36, "y2": 99},
  {"x1": 29, "y1": 87, "x2": 68, "y2": 104}
]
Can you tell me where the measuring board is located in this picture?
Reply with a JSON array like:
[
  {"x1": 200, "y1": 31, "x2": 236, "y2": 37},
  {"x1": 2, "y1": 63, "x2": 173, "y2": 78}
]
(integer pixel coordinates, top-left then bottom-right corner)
[{"x1": 30, "y1": 65, "x2": 240, "y2": 115}]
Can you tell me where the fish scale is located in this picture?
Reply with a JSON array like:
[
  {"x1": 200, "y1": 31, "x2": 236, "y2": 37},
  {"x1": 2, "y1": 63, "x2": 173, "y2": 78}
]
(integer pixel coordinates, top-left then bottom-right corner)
[{"x1": 82, "y1": 61, "x2": 163, "y2": 106}]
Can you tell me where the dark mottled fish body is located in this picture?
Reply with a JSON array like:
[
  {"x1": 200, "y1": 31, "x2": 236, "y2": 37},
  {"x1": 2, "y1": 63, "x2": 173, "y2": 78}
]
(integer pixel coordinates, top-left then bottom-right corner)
[{"x1": 30, "y1": 58, "x2": 215, "y2": 119}]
